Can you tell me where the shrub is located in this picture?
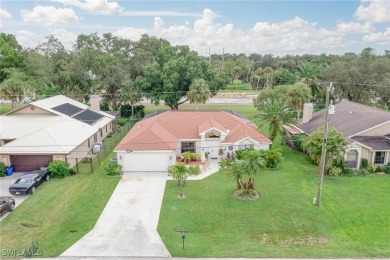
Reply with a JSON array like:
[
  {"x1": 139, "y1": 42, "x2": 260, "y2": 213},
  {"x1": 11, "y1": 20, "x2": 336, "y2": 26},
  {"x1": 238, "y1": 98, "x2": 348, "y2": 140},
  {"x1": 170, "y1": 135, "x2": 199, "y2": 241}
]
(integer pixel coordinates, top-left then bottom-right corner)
[
  {"x1": 68, "y1": 169, "x2": 77, "y2": 176},
  {"x1": 328, "y1": 166, "x2": 342, "y2": 176},
  {"x1": 118, "y1": 118, "x2": 128, "y2": 126},
  {"x1": 182, "y1": 152, "x2": 198, "y2": 163},
  {"x1": 120, "y1": 104, "x2": 145, "y2": 118},
  {"x1": 48, "y1": 160, "x2": 70, "y2": 178},
  {"x1": 384, "y1": 163, "x2": 390, "y2": 174},
  {"x1": 293, "y1": 135, "x2": 306, "y2": 151},
  {"x1": 332, "y1": 159, "x2": 354, "y2": 176},
  {"x1": 357, "y1": 168, "x2": 370, "y2": 176},
  {"x1": 0, "y1": 162, "x2": 5, "y2": 175},
  {"x1": 188, "y1": 165, "x2": 201, "y2": 175},
  {"x1": 361, "y1": 158, "x2": 368, "y2": 169},
  {"x1": 0, "y1": 172, "x2": 5, "y2": 177},
  {"x1": 261, "y1": 148, "x2": 283, "y2": 169},
  {"x1": 105, "y1": 163, "x2": 123, "y2": 176},
  {"x1": 100, "y1": 102, "x2": 110, "y2": 111},
  {"x1": 367, "y1": 163, "x2": 378, "y2": 173}
]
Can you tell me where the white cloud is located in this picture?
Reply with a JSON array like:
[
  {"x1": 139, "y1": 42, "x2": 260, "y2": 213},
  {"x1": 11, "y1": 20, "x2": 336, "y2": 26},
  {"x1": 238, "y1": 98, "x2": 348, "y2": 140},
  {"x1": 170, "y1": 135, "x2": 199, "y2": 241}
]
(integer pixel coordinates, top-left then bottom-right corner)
[
  {"x1": 363, "y1": 27, "x2": 390, "y2": 44},
  {"x1": 336, "y1": 21, "x2": 373, "y2": 34},
  {"x1": 355, "y1": 0, "x2": 390, "y2": 23},
  {"x1": 21, "y1": 5, "x2": 80, "y2": 25},
  {"x1": 0, "y1": 8, "x2": 12, "y2": 18},
  {"x1": 15, "y1": 30, "x2": 40, "y2": 49},
  {"x1": 113, "y1": 27, "x2": 147, "y2": 41},
  {"x1": 154, "y1": 17, "x2": 164, "y2": 31},
  {"x1": 48, "y1": 28, "x2": 78, "y2": 50},
  {"x1": 51, "y1": 0, "x2": 122, "y2": 15}
]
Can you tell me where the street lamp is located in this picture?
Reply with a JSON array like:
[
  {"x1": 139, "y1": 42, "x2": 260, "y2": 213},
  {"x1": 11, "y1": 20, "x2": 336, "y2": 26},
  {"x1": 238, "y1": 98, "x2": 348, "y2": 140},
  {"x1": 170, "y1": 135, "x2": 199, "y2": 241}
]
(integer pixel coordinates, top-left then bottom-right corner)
[{"x1": 181, "y1": 231, "x2": 186, "y2": 250}]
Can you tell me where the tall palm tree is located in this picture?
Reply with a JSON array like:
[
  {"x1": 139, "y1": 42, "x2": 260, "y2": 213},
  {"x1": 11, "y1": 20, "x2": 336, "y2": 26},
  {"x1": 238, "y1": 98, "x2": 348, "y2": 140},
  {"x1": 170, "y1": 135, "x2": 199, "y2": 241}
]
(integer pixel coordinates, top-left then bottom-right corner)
[
  {"x1": 255, "y1": 98, "x2": 296, "y2": 142},
  {"x1": 121, "y1": 80, "x2": 142, "y2": 115},
  {"x1": 297, "y1": 62, "x2": 322, "y2": 100},
  {"x1": 286, "y1": 82, "x2": 312, "y2": 120},
  {"x1": 263, "y1": 67, "x2": 273, "y2": 88},
  {"x1": 255, "y1": 68, "x2": 263, "y2": 90},
  {"x1": 187, "y1": 78, "x2": 211, "y2": 110}
]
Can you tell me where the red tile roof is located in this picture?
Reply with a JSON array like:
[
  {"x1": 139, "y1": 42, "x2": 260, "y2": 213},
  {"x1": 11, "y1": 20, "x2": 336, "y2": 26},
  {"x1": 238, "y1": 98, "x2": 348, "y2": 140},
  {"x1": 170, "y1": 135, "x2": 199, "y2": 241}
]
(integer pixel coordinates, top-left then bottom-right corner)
[{"x1": 115, "y1": 111, "x2": 271, "y2": 151}]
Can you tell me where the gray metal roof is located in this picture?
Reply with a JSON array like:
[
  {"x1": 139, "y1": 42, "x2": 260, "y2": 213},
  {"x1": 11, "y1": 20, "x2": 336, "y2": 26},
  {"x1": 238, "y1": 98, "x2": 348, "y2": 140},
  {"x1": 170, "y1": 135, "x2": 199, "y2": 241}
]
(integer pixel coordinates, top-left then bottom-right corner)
[{"x1": 301, "y1": 100, "x2": 390, "y2": 137}]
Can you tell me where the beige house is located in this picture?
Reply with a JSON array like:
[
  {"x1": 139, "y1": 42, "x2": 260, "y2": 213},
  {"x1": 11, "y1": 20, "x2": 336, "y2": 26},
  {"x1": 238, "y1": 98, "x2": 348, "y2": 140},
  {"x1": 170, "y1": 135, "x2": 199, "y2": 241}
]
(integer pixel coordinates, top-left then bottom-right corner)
[
  {"x1": 0, "y1": 95, "x2": 115, "y2": 171},
  {"x1": 297, "y1": 100, "x2": 390, "y2": 170}
]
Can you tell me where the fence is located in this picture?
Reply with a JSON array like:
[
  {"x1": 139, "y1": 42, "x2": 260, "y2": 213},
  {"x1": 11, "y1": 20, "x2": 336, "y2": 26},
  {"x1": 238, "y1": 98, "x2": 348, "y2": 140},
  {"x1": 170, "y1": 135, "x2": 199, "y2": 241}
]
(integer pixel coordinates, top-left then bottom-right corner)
[{"x1": 68, "y1": 119, "x2": 137, "y2": 174}]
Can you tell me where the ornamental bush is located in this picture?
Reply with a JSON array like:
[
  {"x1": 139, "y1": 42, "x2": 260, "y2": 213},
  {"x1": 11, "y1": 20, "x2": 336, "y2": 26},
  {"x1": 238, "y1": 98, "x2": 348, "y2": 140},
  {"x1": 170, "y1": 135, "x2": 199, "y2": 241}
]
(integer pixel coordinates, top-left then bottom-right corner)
[
  {"x1": 48, "y1": 160, "x2": 70, "y2": 178},
  {"x1": 188, "y1": 165, "x2": 201, "y2": 175},
  {"x1": 106, "y1": 163, "x2": 123, "y2": 176}
]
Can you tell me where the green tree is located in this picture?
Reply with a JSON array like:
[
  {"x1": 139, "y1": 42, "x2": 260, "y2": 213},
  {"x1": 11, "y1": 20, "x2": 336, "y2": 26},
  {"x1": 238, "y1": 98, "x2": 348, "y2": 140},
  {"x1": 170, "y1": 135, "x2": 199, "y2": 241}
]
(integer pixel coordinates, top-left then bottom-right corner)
[
  {"x1": 255, "y1": 98, "x2": 296, "y2": 142},
  {"x1": 0, "y1": 68, "x2": 30, "y2": 109},
  {"x1": 286, "y1": 82, "x2": 312, "y2": 119},
  {"x1": 171, "y1": 164, "x2": 189, "y2": 198},
  {"x1": 302, "y1": 126, "x2": 348, "y2": 173},
  {"x1": 187, "y1": 78, "x2": 211, "y2": 110},
  {"x1": 241, "y1": 149, "x2": 265, "y2": 190},
  {"x1": 263, "y1": 67, "x2": 274, "y2": 88},
  {"x1": 121, "y1": 80, "x2": 142, "y2": 115},
  {"x1": 298, "y1": 62, "x2": 322, "y2": 100},
  {"x1": 253, "y1": 85, "x2": 291, "y2": 111},
  {"x1": 0, "y1": 33, "x2": 23, "y2": 82}
]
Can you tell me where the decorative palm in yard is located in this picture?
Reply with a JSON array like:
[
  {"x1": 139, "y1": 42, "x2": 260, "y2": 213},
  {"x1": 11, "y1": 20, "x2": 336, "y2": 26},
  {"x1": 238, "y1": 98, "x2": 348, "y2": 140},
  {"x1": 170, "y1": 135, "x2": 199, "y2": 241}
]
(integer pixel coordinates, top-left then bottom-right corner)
[
  {"x1": 255, "y1": 98, "x2": 296, "y2": 142},
  {"x1": 287, "y1": 82, "x2": 312, "y2": 120},
  {"x1": 169, "y1": 164, "x2": 189, "y2": 198},
  {"x1": 222, "y1": 149, "x2": 265, "y2": 200}
]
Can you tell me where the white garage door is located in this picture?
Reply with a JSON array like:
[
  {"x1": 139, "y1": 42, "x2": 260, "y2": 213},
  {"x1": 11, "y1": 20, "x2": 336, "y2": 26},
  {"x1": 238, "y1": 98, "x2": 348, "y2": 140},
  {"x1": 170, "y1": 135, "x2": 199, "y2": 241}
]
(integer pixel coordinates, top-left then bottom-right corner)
[{"x1": 123, "y1": 152, "x2": 172, "y2": 172}]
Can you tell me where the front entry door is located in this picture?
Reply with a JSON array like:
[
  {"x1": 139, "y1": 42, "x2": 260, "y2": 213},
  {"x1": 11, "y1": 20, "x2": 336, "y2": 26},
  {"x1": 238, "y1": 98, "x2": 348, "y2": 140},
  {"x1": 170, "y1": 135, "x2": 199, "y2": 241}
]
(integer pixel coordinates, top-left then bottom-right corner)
[{"x1": 204, "y1": 140, "x2": 220, "y2": 159}]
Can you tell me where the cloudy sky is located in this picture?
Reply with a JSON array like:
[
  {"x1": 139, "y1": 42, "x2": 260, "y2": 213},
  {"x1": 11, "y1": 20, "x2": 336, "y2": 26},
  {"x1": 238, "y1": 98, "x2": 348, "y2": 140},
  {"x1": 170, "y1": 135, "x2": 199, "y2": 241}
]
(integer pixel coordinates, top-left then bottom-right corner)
[{"x1": 1, "y1": 0, "x2": 389, "y2": 56}]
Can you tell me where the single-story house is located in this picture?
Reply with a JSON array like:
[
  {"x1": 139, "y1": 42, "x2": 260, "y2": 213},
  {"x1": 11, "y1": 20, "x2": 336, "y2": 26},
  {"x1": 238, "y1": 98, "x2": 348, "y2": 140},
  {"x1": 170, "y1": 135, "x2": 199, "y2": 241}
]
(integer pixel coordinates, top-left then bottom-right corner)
[
  {"x1": 0, "y1": 95, "x2": 115, "y2": 171},
  {"x1": 285, "y1": 100, "x2": 390, "y2": 170},
  {"x1": 114, "y1": 110, "x2": 272, "y2": 172}
]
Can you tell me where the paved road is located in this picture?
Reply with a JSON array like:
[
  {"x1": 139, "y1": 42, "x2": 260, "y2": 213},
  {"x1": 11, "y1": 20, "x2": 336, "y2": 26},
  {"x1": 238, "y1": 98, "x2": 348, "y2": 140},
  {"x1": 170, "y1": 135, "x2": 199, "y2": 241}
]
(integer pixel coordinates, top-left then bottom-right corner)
[{"x1": 61, "y1": 172, "x2": 170, "y2": 257}]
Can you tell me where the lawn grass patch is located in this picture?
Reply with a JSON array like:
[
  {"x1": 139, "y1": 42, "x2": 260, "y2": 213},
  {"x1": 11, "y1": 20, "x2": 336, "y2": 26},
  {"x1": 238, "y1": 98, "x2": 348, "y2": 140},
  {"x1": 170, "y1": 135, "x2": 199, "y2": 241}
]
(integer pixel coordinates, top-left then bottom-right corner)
[
  {"x1": 158, "y1": 144, "x2": 390, "y2": 257},
  {"x1": 0, "y1": 153, "x2": 120, "y2": 257}
]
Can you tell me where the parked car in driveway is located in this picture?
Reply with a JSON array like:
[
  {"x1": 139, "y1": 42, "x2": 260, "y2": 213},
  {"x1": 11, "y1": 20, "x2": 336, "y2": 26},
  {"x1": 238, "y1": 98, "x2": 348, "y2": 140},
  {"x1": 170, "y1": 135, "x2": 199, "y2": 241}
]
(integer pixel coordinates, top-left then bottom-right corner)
[
  {"x1": 0, "y1": 196, "x2": 15, "y2": 215},
  {"x1": 9, "y1": 170, "x2": 50, "y2": 195}
]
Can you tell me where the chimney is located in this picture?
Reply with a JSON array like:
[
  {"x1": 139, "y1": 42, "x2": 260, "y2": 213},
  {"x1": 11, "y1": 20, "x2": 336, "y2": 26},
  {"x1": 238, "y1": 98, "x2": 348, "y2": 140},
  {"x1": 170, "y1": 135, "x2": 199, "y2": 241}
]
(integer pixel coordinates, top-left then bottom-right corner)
[
  {"x1": 90, "y1": 94, "x2": 100, "y2": 111},
  {"x1": 302, "y1": 103, "x2": 313, "y2": 124}
]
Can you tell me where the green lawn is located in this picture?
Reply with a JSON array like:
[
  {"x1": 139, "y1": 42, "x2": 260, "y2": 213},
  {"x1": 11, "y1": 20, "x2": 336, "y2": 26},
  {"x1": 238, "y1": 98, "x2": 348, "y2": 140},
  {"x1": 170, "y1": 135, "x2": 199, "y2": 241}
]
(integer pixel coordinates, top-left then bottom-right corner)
[
  {"x1": 0, "y1": 153, "x2": 120, "y2": 257},
  {"x1": 144, "y1": 103, "x2": 258, "y2": 120},
  {"x1": 158, "y1": 145, "x2": 390, "y2": 257}
]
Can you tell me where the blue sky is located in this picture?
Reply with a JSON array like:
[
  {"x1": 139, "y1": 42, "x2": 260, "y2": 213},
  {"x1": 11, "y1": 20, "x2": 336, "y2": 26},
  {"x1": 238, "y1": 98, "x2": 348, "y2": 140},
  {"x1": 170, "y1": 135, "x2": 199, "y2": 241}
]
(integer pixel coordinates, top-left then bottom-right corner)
[{"x1": 1, "y1": 0, "x2": 389, "y2": 55}]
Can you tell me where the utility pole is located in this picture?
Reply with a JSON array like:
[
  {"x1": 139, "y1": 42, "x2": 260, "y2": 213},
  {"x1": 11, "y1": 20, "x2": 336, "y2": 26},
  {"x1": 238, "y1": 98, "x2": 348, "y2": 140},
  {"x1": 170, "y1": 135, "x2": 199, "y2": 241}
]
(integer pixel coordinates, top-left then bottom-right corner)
[{"x1": 314, "y1": 82, "x2": 333, "y2": 206}]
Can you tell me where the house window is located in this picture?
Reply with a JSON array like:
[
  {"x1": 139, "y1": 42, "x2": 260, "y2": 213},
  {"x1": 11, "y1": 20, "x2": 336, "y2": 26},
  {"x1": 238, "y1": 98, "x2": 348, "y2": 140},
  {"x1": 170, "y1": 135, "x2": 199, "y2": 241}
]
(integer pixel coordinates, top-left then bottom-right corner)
[
  {"x1": 206, "y1": 130, "x2": 220, "y2": 138},
  {"x1": 94, "y1": 134, "x2": 97, "y2": 143},
  {"x1": 374, "y1": 151, "x2": 385, "y2": 164},
  {"x1": 238, "y1": 144, "x2": 253, "y2": 150},
  {"x1": 181, "y1": 141, "x2": 195, "y2": 153}
]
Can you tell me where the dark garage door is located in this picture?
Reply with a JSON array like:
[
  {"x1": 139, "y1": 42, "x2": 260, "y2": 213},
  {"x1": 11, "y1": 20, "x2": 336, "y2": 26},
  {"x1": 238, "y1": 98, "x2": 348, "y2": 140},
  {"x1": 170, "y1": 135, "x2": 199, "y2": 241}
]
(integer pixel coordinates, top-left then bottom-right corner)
[{"x1": 10, "y1": 155, "x2": 53, "y2": 172}]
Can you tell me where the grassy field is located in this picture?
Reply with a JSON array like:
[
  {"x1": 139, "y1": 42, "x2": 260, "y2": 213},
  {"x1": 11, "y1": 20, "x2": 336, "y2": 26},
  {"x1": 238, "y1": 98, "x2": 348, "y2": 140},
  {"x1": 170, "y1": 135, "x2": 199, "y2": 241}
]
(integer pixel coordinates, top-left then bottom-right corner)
[
  {"x1": 157, "y1": 144, "x2": 390, "y2": 257},
  {"x1": 0, "y1": 153, "x2": 120, "y2": 257},
  {"x1": 144, "y1": 103, "x2": 259, "y2": 120}
]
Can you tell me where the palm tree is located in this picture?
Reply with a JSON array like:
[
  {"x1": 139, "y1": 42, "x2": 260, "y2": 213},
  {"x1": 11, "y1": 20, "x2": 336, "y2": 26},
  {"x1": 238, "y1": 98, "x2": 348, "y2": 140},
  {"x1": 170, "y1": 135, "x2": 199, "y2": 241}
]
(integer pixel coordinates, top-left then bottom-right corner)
[
  {"x1": 297, "y1": 62, "x2": 322, "y2": 100},
  {"x1": 263, "y1": 67, "x2": 273, "y2": 88},
  {"x1": 0, "y1": 68, "x2": 28, "y2": 109},
  {"x1": 242, "y1": 149, "x2": 265, "y2": 190},
  {"x1": 255, "y1": 98, "x2": 296, "y2": 142},
  {"x1": 187, "y1": 78, "x2": 211, "y2": 110},
  {"x1": 121, "y1": 80, "x2": 142, "y2": 115},
  {"x1": 172, "y1": 164, "x2": 188, "y2": 198},
  {"x1": 255, "y1": 68, "x2": 263, "y2": 90},
  {"x1": 286, "y1": 82, "x2": 312, "y2": 120},
  {"x1": 222, "y1": 160, "x2": 246, "y2": 190},
  {"x1": 231, "y1": 66, "x2": 242, "y2": 89}
]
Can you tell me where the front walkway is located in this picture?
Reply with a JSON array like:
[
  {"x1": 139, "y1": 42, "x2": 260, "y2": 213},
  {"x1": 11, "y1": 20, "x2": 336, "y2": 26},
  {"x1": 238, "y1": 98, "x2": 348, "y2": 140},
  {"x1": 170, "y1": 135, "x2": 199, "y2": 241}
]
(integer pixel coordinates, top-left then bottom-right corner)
[{"x1": 61, "y1": 172, "x2": 170, "y2": 257}]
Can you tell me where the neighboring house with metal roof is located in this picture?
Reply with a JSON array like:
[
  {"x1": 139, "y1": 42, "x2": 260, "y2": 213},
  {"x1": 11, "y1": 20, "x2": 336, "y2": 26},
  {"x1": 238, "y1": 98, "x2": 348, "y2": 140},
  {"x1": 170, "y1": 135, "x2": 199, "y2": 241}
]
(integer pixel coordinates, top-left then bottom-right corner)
[
  {"x1": 293, "y1": 100, "x2": 390, "y2": 170},
  {"x1": 114, "y1": 110, "x2": 272, "y2": 172},
  {"x1": 0, "y1": 95, "x2": 115, "y2": 171}
]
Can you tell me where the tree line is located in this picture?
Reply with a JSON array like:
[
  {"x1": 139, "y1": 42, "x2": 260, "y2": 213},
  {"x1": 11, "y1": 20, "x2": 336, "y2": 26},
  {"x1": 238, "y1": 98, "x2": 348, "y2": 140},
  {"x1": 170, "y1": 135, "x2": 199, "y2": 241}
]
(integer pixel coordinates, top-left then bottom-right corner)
[{"x1": 1, "y1": 32, "x2": 389, "y2": 111}]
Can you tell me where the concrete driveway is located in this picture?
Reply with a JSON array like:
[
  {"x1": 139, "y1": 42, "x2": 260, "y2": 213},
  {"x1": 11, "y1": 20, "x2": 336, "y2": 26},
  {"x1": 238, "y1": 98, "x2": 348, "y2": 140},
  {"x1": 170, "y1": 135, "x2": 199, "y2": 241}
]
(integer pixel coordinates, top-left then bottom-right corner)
[
  {"x1": 62, "y1": 172, "x2": 170, "y2": 257},
  {"x1": 0, "y1": 172, "x2": 29, "y2": 221}
]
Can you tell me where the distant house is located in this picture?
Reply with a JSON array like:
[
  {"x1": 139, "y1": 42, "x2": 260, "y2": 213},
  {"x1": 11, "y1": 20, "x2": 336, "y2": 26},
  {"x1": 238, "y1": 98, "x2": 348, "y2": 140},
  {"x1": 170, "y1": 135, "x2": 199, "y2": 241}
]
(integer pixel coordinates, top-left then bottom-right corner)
[
  {"x1": 0, "y1": 95, "x2": 115, "y2": 171},
  {"x1": 286, "y1": 100, "x2": 390, "y2": 170},
  {"x1": 114, "y1": 110, "x2": 272, "y2": 172}
]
